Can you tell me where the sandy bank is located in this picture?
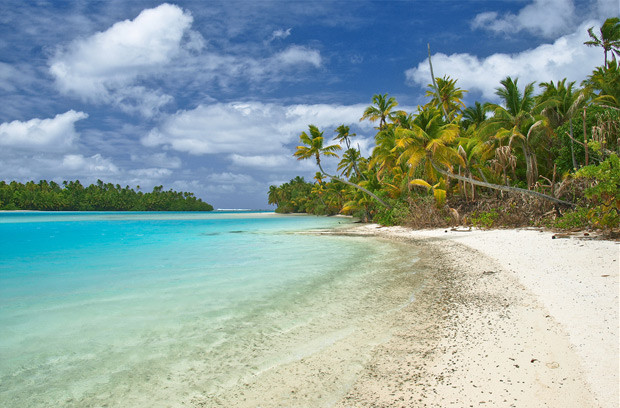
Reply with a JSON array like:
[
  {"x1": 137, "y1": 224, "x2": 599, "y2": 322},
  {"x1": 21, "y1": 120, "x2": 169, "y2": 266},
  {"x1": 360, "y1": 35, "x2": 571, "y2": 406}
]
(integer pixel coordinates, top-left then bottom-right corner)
[{"x1": 336, "y1": 225, "x2": 618, "y2": 408}]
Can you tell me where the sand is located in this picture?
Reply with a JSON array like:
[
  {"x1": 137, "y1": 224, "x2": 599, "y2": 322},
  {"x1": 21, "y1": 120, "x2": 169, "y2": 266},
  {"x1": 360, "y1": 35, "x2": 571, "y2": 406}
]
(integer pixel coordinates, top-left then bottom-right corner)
[
  {"x1": 335, "y1": 225, "x2": 619, "y2": 408},
  {"x1": 198, "y1": 225, "x2": 618, "y2": 408}
]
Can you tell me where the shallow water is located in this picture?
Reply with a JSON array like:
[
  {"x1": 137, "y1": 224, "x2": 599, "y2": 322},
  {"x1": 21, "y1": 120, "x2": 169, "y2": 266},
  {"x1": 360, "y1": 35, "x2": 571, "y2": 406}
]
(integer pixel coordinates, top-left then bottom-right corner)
[{"x1": 0, "y1": 212, "x2": 421, "y2": 407}]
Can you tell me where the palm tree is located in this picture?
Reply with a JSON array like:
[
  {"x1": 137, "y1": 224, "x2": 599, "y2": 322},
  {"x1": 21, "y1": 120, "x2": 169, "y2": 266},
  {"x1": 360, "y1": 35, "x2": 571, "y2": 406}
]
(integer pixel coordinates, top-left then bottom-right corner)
[
  {"x1": 360, "y1": 93, "x2": 398, "y2": 130},
  {"x1": 370, "y1": 124, "x2": 400, "y2": 181},
  {"x1": 294, "y1": 125, "x2": 390, "y2": 208},
  {"x1": 483, "y1": 77, "x2": 551, "y2": 189},
  {"x1": 461, "y1": 101, "x2": 490, "y2": 131},
  {"x1": 455, "y1": 136, "x2": 492, "y2": 200},
  {"x1": 538, "y1": 79, "x2": 587, "y2": 169},
  {"x1": 313, "y1": 172, "x2": 325, "y2": 184},
  {"x1": 395, "y1": 107, "x2": 461, "y2": 183},
  {"x1": 582, "y1": 61, "x2": 620, "y2": 106},
  {"x1": 334, "y1": 124, "x2": 365, "y2": 179},
  {"x1": 337, "y1": 148, "x2": 362, "y2": 179},
  {"x1": 334, "y1": 125, "x2": 355, "y2": 149},
  {"x1": 294, "y1": 125, "x2": 341, "y2": 167},
  {"x1": 268, "y1": 185, "x2": 280, "y2": 206},
  {"x1": 584, "y1": 17, "x2": 620, "y2": 68},
  {"x1": 424, "y1": 75, "x2": 467, "y2": 122}
]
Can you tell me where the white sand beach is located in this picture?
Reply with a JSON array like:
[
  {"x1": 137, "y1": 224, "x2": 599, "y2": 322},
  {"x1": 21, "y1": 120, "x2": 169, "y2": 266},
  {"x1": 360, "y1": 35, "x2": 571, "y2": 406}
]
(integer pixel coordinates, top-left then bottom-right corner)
[
  {"x1": 336, "y1": 225, "x2": 619, "y2": 408},
  {"x1": 198, "y1": 225, "x2": 618, "y2": 408}
]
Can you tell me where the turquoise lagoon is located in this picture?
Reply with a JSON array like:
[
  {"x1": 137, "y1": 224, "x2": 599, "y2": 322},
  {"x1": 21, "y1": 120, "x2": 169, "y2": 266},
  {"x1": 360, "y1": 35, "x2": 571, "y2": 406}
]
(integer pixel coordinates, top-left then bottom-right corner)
[{"x1": 0, "y1": 212, "x2": 421, "y2": 406}]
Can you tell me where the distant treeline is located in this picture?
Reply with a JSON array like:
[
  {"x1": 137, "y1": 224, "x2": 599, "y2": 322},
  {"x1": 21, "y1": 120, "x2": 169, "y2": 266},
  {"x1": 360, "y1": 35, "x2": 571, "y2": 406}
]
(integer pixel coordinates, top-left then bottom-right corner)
[{"x1": 0, "y1": 180, "x2": 213, "y2": 211}]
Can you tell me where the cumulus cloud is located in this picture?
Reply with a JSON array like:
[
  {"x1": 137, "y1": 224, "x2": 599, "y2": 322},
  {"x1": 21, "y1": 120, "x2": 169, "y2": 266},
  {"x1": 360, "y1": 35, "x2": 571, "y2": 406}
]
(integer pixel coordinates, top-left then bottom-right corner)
[
  {"x1": 62, "y1": 153, "x2": 119, "y2": 174},
  {"x1": 472, "y1": 0, "x2": 576, "y2": 38},
  {"x1": 49, "y1": 3, "x2": 197, "y2": 116},
  {"x1": 406, "y1": 21, "x2": 602, "y2": 102},
  {"x1": 143, "y1": 102, "x2": 369, "y2": 159},
  {"x1": 0, "y1": 110, "x2": 88, "y2": 150}
]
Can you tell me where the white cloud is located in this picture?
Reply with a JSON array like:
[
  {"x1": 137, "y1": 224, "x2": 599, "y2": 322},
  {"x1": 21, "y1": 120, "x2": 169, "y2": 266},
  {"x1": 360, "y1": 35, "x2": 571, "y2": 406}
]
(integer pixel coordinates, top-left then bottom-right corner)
[
  {"x1": 0, "y1": 110, "x2": 88, "y2": 150},
  {"x1": 269, "y1": 28, "x2": 292, "y2": 42},
  {"x1": 472, "y1": 0, "x2": 576, "y2": 38},
  {"x1": 62, "y1": 153, "x2": 119, "y2": 174},
  {"x1": 49, "y1": 3, "x2": 197, "y2": 116},
  {"x1": 595, "y1": 0, "x2": 619, "y2": 17},
  {"x1": 128, "y1": 168, "x2": 173, "y2": 178},
  {"x1": 229, "y1": 154, "x2": 290, "y2": 169},
  {"x1": 130, "y1": 152, "x2": 182, "y2": 169},
  {"x1": 406, "y1": 21, "x2": 602, "y2": 102},
  {"x1": 143, "y1": 102, "x2": 370, "y2": 157},
  {"x1": 274, "y1": 45, "x2": 321, "y2": 67},
  {"x1": 206, "y1": 172, "x2": 254, "y2": 184}
]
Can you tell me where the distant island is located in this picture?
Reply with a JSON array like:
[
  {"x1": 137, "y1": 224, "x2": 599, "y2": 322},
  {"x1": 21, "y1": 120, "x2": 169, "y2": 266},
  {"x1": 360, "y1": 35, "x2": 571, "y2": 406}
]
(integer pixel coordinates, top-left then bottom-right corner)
[{"x1": 0, "y1": 180, "x2": 213, "y2": 211}]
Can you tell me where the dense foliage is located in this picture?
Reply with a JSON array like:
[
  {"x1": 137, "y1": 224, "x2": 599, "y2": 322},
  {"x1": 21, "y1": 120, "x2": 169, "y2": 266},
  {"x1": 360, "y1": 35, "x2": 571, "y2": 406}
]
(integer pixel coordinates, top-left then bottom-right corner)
[
  {"x1": 0, "y1": 180, "x2": 213, "y2": 211},
  {"x1": 269, "y1": 19, "x2": 620, "y2": 230}
]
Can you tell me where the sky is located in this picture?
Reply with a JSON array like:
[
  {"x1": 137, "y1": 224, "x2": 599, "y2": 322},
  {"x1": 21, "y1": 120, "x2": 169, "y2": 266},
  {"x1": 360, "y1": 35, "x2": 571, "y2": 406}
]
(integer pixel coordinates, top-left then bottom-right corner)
[{"x1": 1, "y1": 0, "x2": 618, "y2": 209}]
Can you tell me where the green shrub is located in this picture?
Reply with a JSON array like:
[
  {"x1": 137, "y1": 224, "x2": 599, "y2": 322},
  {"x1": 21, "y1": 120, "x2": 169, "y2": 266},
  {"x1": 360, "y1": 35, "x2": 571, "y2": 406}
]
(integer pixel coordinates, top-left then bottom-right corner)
[
  {"x1": 374, "y1": 200, "x2": 410, "y2": 226},
  {"x1": 469, "y1": 209, "x2": 499, "y2": 228},
  {"x1": 554, "y1": 207, "x2": 589, "y2": 229},
  {"x1": 575, "y1": 154, "x2": 620, "y2": 228}
]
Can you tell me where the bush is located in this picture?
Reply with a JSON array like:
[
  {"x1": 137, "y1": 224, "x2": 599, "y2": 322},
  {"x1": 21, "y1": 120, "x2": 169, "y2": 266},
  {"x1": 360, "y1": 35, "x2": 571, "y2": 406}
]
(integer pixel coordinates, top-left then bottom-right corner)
[
  {"x1": 575, "y1": 154, "x2": 620, "y2": 229},
  {"x1": 374, "y1": 200, "x2": 410, "y2": 226},
  {"x1": 469, "y1": 209, "x2": 499, "y2": 228}
]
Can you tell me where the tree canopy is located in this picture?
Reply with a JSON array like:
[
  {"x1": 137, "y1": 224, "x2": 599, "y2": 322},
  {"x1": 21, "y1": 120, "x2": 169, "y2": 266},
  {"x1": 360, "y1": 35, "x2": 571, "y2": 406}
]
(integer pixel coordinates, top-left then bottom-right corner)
[
  {"x1": 0, "y1": 180, "x2": 213, "y2": 211},
  {"x1": 269, "y1": 19, "x2": 620, "y2": 230}
]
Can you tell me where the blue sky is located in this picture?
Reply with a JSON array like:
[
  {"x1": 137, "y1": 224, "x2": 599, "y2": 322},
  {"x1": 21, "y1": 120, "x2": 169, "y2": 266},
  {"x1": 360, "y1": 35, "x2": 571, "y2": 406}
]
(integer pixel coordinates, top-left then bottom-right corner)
[{"x1": 0, "y1": 0, "x2": 617, "y2": 209}]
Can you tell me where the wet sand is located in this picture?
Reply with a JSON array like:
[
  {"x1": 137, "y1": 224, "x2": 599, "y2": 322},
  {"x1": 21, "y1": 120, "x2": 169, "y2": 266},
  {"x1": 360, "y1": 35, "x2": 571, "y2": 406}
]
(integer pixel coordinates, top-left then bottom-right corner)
[{"x1": 196, "y1": 225, "x2": 618, "y2": 408}]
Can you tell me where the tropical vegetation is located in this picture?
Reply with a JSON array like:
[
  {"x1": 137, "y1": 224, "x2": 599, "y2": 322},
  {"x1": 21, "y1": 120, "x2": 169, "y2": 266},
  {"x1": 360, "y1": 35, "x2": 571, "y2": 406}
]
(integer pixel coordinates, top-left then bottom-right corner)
[
  {"x1": 269, "y1": 19, "x2": 620, "y2": 231},
  {"x1": 0, "y1": 180, "x2": 213, "y2": 211}
]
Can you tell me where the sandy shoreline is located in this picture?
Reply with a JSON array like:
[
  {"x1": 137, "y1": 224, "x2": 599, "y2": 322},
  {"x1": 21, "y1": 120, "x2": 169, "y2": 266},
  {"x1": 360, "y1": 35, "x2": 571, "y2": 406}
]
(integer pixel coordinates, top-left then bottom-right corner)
[
  {"x1": 199, "y1": 224, "x2": 618, "y2": 407},
  {"x1": 334, "y1": 225, "x2": 618, "y2": 408}
]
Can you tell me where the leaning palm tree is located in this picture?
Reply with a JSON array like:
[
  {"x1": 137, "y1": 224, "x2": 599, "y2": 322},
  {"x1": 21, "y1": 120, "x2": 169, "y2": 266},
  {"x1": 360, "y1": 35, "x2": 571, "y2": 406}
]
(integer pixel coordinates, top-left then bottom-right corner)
[
  {"x1": 294, "y1": 125, "x2": 390, "y2": 208},
  {"x1": 360, "y1": 93, "x2": 398, "y2": 130},
  {"x1": 585, "y1": 17, "x2": 620, "y2": 68}
]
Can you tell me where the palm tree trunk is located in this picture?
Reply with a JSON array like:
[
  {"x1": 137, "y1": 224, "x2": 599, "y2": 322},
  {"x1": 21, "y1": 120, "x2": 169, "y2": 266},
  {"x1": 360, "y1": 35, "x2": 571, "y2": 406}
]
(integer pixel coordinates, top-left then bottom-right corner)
[
  {"x1": 427, "y1": 44, "x2": 450, "y2": 122},
  {"x1": 583, "y1": 107, "x2": 589, "y2": 166},
  {"x1": 569, "y1": 118, "x2": 577, "y2": 169},
  {"x1": 317, "y1": 162, "x2": 391, "y2": 209},
  {"x1": 430, "y1": 160, "x2": 575, "y2": 208}
]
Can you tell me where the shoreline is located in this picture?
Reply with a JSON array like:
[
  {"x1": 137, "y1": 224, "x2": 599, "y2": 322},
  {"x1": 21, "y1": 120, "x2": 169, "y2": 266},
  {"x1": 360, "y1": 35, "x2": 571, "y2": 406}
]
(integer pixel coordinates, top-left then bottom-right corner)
[{"x1": 334, "y1": 225, "x2": 618, "y2": 408}]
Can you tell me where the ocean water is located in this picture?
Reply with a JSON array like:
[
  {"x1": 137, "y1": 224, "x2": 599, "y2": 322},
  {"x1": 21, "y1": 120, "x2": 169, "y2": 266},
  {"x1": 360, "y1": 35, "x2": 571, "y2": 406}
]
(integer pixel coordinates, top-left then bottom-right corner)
[{"x1": 0, "y1": 211, "x2": 421, "y2": 407}]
